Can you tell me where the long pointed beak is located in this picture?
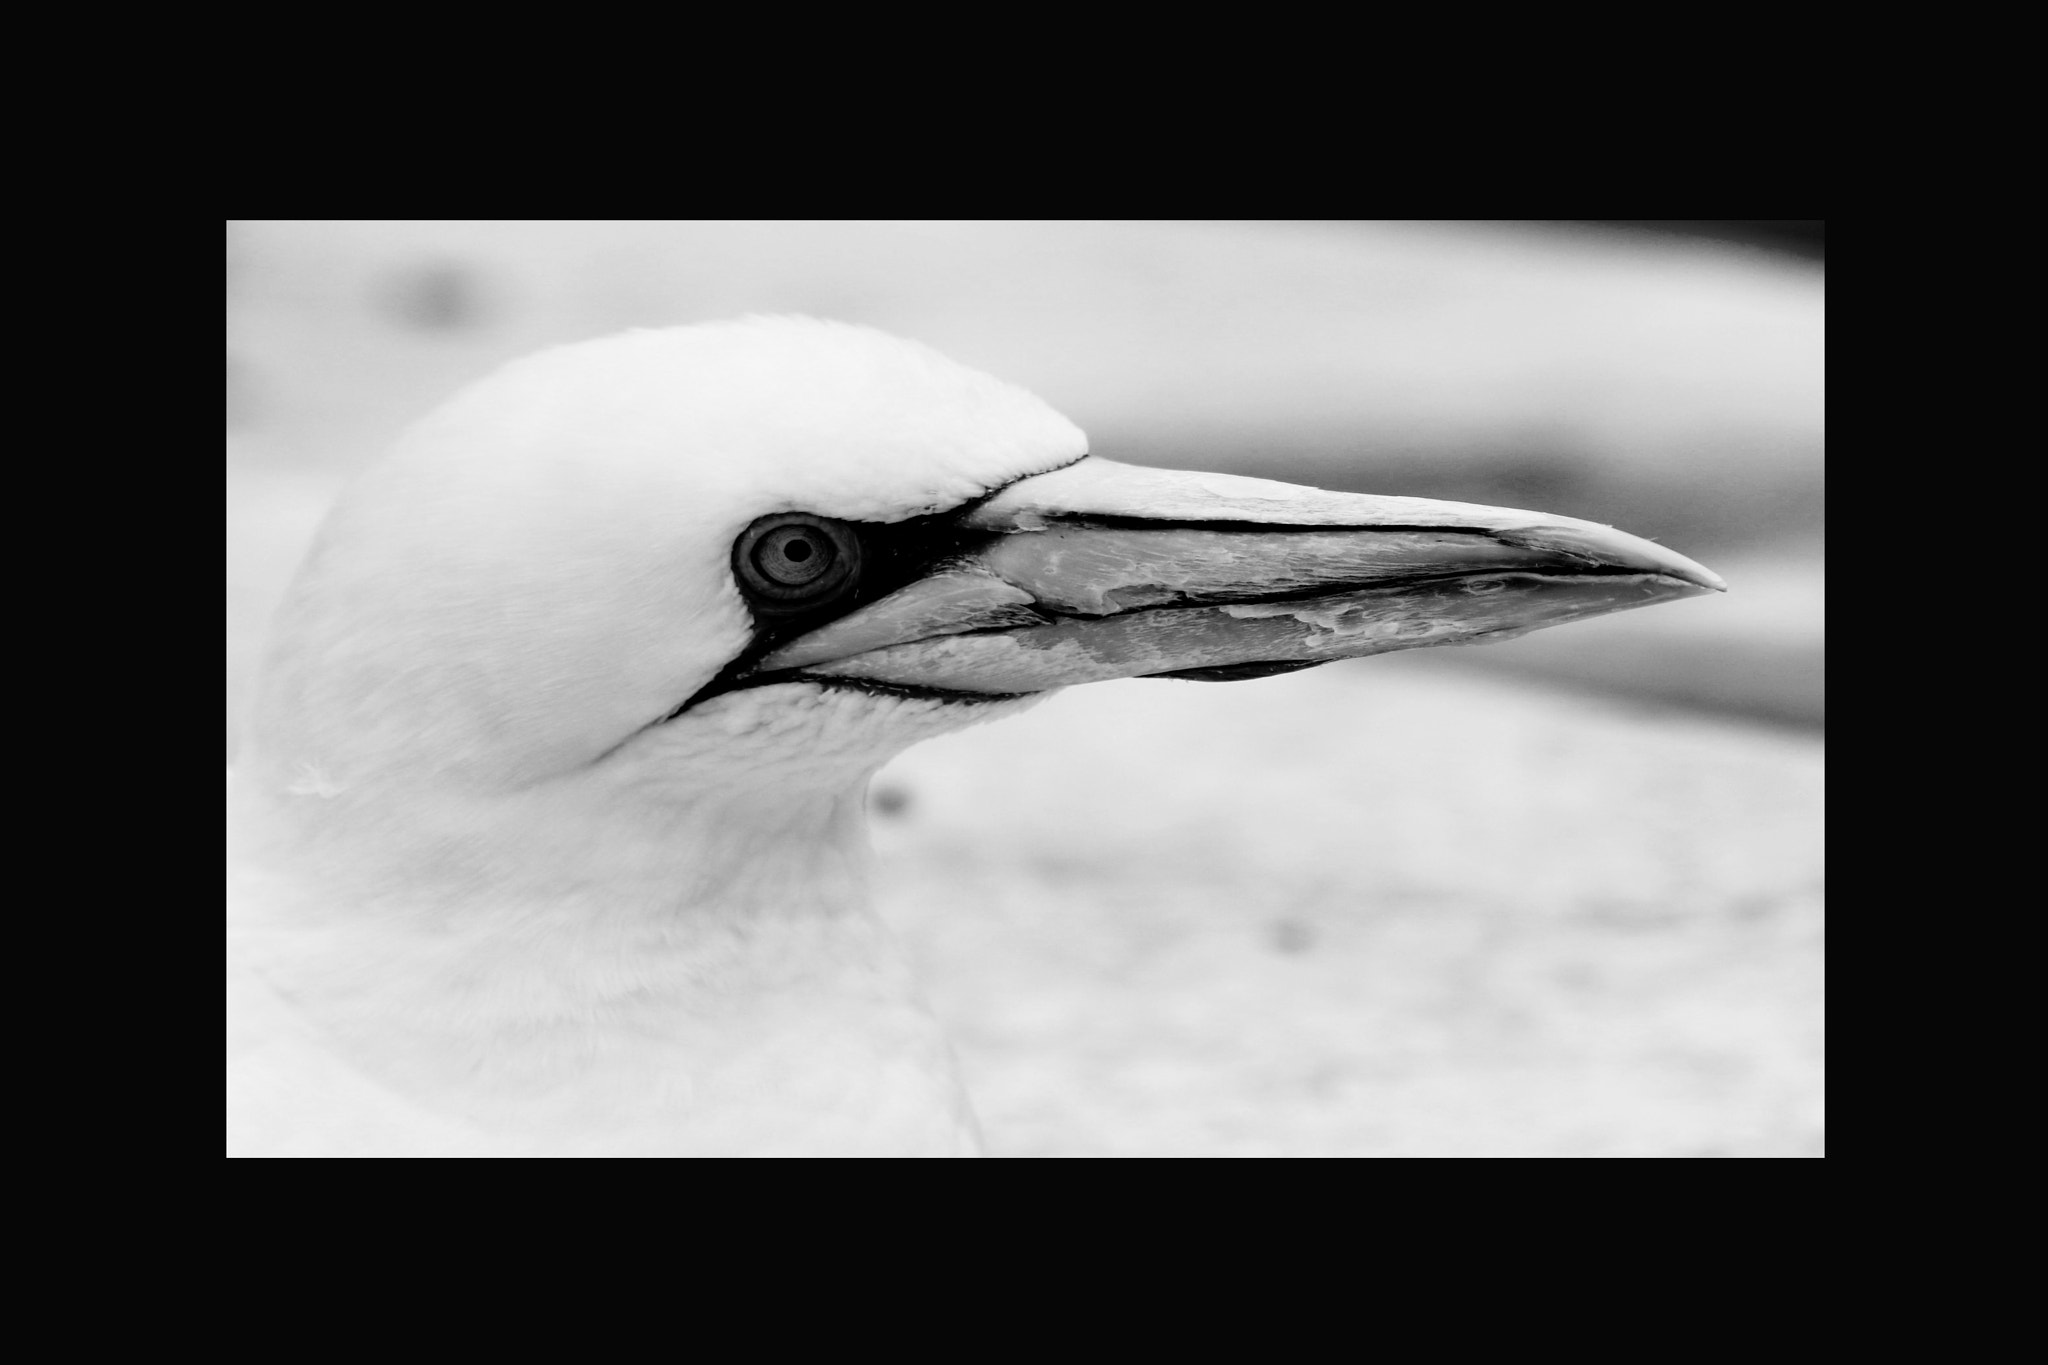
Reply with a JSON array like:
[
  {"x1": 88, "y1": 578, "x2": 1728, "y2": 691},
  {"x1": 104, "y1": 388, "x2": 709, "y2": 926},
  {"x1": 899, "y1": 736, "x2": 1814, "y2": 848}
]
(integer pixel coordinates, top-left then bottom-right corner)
[{"x1": 757, "y1": 459, "x2": 1723, "y2": 695}]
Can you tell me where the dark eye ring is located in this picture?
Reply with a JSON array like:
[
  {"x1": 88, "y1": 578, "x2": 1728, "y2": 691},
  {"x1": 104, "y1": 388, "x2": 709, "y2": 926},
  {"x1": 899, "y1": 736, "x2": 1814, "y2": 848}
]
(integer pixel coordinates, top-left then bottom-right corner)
[{"x1": 733, "y1": 514, "x2": 861, "y2": 612}]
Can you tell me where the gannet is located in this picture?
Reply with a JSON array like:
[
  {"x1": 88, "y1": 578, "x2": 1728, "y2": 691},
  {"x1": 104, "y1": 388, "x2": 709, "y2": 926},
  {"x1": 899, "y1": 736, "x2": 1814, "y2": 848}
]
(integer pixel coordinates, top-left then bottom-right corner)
[{"x1": 227, "y1": 317, "x2": 1723, "y2": 1157}]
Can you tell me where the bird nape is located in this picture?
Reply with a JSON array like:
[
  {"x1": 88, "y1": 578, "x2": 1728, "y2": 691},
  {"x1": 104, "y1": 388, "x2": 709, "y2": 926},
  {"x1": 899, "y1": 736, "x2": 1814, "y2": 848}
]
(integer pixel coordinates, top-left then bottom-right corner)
[{"x1": 227, "y1": 317, "x2": 1722, "y2": 1158}]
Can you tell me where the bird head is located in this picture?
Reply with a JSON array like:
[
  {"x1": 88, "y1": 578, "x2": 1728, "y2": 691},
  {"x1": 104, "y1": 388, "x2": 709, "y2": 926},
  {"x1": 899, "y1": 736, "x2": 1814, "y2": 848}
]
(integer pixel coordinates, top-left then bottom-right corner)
[{"x1": 238, "y1": 317, "x2": 1721, "y2": 881}]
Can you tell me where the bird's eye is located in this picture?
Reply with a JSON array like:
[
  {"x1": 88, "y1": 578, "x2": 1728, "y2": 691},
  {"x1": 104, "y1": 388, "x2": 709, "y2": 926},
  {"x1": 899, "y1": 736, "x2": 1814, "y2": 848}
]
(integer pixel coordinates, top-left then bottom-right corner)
[{"x1": 733, "y1": 514, "x2": 861, "y2": 611}]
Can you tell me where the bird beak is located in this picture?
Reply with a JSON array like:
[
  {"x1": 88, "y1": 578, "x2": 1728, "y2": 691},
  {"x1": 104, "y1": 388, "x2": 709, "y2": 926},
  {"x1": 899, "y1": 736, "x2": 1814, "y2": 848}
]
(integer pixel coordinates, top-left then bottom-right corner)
[{"x1": 756, "y1": 459, "x2": 1725, "y2": 695}]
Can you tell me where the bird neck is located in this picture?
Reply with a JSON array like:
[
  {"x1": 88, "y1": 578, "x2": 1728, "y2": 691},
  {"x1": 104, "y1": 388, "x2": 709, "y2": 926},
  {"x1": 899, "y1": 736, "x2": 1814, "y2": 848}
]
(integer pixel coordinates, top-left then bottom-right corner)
[{"x1": 230, "y1": 769, "x2": 975, "y2": 1155}]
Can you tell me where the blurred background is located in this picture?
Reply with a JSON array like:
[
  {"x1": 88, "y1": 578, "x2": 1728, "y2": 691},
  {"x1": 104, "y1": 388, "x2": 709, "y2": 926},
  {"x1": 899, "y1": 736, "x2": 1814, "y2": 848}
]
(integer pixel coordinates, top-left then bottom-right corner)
[{"x1": 227, "y1": 221, "x2": 1823, "y2": 1156}]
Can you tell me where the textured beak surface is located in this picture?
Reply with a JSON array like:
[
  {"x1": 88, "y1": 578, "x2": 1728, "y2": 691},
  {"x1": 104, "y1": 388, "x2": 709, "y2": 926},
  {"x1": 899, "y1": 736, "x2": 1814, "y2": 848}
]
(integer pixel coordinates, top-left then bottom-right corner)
[{"x1": 759, "y1": 459, "x2": 1724, "y2": 695}]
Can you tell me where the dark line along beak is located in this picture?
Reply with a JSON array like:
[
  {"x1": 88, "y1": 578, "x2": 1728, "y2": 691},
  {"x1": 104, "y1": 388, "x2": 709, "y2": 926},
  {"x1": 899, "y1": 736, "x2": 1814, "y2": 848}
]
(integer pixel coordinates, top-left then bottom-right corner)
[{"x1": 754, "y1": 459, "x2": 1725, "y2": 694}]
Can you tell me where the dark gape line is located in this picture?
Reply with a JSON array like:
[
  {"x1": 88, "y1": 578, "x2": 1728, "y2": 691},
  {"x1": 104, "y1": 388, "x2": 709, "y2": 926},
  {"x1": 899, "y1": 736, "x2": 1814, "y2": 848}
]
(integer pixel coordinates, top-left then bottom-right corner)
[{"x1": 1149, "y1": 660, "x2": 1326, "y2": 683}]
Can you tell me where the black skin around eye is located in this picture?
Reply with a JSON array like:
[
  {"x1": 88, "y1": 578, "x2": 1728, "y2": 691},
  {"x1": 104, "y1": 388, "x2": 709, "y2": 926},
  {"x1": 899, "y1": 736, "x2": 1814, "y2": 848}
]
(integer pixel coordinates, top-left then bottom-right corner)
[
  {"x1": 674, "y1": 507, "x2": 1009, "y2": 717},
  {"x1": 728, "y1": 509, "x2": 996, "y2": 636}
]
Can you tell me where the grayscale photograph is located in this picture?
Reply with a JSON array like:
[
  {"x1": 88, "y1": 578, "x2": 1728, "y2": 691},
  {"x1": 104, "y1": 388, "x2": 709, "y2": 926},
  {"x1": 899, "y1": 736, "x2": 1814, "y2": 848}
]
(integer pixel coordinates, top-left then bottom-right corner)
[{"x1": 227, "y1": 220, "x2": 1824, "y2": 1157}]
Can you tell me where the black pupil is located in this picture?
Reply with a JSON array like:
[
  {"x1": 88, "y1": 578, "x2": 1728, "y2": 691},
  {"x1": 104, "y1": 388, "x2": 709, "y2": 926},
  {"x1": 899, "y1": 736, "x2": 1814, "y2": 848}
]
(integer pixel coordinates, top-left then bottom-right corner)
[{"x1": 763, "y1": 528, "x2": 833, "y2": 586}]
